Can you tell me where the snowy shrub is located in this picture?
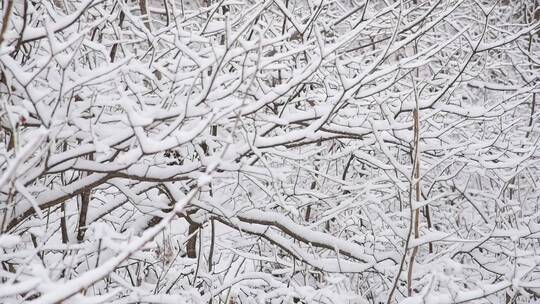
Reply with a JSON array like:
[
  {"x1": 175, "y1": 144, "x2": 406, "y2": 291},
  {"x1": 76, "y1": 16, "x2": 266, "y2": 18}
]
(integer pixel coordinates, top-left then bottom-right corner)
[{"x1": 0, "y1": 0, "x2": 539, "y2": 303}]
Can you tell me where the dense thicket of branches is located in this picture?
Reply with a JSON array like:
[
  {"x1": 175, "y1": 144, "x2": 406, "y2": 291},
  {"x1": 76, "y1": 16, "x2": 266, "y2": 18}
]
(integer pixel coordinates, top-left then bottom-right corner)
[{"x1": 0, "y1": 0, "x2": 539, "y2": 303}]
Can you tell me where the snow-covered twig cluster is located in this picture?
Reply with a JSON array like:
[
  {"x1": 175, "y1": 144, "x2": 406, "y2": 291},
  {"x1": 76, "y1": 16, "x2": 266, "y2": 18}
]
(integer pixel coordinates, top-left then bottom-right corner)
[{"x1": 0, "y1": 0, "x2": 539, "y2": 303}]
